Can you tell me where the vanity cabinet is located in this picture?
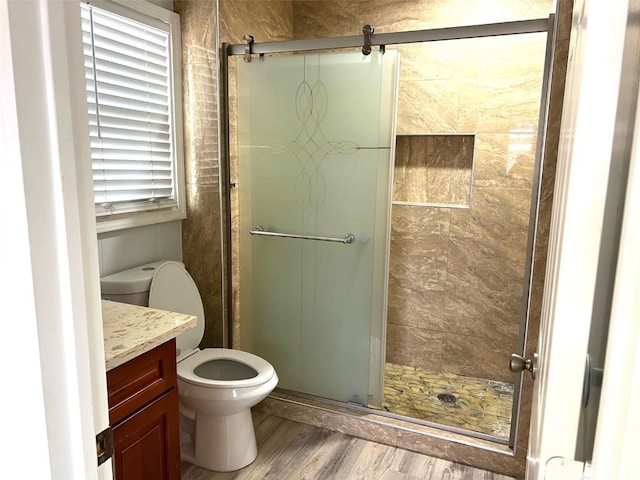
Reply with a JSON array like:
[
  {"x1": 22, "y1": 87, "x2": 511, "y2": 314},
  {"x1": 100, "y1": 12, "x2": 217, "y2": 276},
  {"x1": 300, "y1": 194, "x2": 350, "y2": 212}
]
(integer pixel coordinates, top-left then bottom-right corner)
[{"x1": 107, "y1": 339, "x2": 180, "y2": 480}]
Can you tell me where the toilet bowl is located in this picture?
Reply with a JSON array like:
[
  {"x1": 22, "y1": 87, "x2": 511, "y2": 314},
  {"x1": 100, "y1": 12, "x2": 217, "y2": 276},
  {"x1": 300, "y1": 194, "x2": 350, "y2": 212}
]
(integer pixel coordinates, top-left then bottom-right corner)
[{"x1": 100, "y1": 261, "x2": 278, "y2": 472}]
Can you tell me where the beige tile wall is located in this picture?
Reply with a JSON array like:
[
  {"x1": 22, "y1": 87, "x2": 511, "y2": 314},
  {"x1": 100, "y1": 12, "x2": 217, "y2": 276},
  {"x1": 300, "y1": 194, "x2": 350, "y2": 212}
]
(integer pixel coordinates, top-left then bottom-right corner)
[
  {"x1": 175, "y1": 0, "x2": 224, "y2": 347},
  {"x1": 292, "y1": 0, "x2": 550, "y2": 382}
]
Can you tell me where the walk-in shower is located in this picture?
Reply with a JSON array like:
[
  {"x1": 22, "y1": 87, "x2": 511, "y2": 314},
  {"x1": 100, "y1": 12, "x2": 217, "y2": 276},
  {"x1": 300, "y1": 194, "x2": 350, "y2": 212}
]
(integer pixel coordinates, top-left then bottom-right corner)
[{"x1": 219, "y1": 14, "x2": 555, "y2": 449}]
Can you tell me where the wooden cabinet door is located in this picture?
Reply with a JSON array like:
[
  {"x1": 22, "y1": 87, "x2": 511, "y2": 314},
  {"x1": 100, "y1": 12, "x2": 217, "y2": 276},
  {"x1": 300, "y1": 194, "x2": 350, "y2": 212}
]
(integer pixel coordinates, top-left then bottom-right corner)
[{"x1": 112, "y1": 388, "x2": 181, "y2": 480}]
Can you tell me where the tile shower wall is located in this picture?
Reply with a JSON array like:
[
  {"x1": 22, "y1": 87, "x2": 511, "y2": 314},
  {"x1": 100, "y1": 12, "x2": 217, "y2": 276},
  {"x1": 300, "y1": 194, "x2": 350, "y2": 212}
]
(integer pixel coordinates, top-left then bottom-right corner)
[
  {"x1": 175, "y1": 0, "x2": 224, "y2": 346},
  {"x1": 293, "y1": 0, "x2": 551, "y2": 383}
]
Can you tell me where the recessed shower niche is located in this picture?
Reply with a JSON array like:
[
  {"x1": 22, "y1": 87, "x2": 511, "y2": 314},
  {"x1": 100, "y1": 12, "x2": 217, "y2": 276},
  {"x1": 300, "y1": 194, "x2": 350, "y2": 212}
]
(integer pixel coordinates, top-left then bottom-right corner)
[{"x1": 393, "y1": 134, "x2": 475, "y2": 208}]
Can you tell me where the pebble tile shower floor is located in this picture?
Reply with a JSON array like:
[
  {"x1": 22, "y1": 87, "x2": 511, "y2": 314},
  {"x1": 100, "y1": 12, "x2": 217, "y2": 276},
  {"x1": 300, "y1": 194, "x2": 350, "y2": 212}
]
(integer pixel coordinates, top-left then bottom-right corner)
[{"x1": 380, "y1": 363, "x2": 514, "y2": 439}]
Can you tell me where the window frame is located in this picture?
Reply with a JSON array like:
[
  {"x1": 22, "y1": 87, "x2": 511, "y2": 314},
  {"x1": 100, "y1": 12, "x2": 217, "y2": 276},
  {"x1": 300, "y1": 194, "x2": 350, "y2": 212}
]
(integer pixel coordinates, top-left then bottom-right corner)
[{"x1": 83, "y1": 0, "x2": 186, "y2": 234}]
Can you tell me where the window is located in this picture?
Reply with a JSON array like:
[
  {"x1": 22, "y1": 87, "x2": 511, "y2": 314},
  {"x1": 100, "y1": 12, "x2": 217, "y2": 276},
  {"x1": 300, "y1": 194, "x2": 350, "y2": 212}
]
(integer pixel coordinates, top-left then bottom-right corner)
[{"x1": 81, "y1": 0, "x2": 185, "y2": 233}]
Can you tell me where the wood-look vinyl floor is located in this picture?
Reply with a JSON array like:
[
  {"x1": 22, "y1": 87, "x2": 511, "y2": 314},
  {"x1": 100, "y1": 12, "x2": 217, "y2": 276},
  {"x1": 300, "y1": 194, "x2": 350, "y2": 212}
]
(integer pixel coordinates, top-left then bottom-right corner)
[{"x1": 181, "y1": 412, "x2": 517, "y2": 480}]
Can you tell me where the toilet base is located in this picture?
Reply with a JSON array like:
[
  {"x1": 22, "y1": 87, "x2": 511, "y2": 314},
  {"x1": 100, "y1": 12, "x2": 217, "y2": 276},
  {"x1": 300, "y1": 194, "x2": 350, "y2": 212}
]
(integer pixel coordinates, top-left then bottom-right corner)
[{"x1": 187, "y1": 408, "x2": 258, "y2": 472}]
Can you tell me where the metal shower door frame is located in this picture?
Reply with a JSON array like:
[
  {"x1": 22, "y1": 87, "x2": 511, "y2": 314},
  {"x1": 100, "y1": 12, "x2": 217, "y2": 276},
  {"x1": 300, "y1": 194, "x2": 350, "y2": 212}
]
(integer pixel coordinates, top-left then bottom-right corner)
[{"x1": 218, "y1": 14, "x2": 557, "y2": 450}]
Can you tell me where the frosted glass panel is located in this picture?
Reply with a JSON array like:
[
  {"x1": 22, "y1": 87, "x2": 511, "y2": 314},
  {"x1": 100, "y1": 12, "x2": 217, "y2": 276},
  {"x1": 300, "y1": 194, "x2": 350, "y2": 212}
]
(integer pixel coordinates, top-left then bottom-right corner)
[{"x1": 237, "y1": 51, "x2": 398, "y2": 405}]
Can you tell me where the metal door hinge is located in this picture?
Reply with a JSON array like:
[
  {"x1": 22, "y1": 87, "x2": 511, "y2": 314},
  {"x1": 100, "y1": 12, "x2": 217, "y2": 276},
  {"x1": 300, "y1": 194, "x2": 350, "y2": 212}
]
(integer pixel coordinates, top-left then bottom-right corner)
[{"x1": 96, "y1": 426, "x2": 114, "y2": 466}]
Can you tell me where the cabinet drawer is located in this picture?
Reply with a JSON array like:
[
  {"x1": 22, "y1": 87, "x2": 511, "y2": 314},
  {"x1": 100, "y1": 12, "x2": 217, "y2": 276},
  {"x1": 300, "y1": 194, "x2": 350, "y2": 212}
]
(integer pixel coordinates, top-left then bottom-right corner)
[{"x1": 107, "y1": 339, "x2": 177, "y2": 425}]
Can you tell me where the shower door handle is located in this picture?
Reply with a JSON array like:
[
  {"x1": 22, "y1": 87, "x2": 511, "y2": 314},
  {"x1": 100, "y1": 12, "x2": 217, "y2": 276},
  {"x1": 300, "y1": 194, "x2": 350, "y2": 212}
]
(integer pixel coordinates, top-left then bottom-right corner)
[
  {"x1": 249, "y1": 225, "x2": 356, "y2": 244},
  {"x1": 510, "y1": 352, "x2": 538, "y2": 380}
]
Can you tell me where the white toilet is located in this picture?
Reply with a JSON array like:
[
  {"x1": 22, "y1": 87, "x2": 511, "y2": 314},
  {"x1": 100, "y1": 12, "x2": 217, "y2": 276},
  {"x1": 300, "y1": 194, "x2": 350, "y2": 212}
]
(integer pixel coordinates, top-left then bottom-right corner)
[{"x1": 100, "y1": 260, "x2": 278, "y2": 472}]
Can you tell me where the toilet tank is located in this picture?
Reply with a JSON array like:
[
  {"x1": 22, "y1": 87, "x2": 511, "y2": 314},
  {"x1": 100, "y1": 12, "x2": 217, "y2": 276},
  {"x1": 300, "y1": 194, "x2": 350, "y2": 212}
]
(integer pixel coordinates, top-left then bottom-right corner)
[{"x1": 100, "y1": 260, "x2": 184, "y2": 306}]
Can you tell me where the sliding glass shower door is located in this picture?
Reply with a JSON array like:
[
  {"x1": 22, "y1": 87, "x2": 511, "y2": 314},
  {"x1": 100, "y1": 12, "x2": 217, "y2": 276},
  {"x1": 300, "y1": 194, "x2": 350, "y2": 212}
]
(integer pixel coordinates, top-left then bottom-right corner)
[{"x1": 236, "y1": 51, "x2": 399, "y2": 405}]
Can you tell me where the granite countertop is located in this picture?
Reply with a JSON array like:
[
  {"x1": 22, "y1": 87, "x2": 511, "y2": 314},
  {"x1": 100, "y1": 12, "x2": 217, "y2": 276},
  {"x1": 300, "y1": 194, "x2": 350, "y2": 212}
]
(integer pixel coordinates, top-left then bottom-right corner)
[{"x1": 102, "y1": 299, "x2": 197, "y2": 371}]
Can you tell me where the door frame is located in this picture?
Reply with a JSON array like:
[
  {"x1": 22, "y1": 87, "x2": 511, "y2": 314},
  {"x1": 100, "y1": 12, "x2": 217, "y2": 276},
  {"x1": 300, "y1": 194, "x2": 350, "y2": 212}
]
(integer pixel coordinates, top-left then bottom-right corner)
[
  {"x1": 589, "y1": 79, "x2": 640, "y2": 478},
  {"x1": 1, "y1": 0, "x2": 110, "y2": 478},
  {"x1": 526, "y1": 0, "x2": 640, "y2": 478}
]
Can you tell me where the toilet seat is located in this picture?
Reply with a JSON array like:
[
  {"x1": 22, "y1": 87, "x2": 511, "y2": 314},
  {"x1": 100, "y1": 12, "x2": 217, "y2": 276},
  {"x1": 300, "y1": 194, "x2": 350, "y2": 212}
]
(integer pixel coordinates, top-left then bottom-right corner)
[
  {"x1": 149, "y1": 262, "x2": 276, "y2": 390},
  {"x1": 177, "y1": 348, "x2": 275, "y2": 389},
  {"x1": 149, "y1": 261, "x2": 205, "y2": 356},
  {"x1": 149, "y1": 262, "x2": 274, "y2": 388}
]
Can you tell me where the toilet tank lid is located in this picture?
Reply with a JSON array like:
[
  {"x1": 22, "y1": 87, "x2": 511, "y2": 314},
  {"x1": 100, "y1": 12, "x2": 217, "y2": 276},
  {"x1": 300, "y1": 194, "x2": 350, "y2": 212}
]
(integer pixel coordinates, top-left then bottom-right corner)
[{"x1": 100, "y1": 260, "x2": 184, "y2": 295}]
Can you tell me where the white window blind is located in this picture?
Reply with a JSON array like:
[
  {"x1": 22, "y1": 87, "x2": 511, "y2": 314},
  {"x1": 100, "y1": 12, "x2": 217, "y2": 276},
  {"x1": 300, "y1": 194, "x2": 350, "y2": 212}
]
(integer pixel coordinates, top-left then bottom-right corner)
[{"x1": 81, "y1": 2, "x2": 180, "y2": 218}]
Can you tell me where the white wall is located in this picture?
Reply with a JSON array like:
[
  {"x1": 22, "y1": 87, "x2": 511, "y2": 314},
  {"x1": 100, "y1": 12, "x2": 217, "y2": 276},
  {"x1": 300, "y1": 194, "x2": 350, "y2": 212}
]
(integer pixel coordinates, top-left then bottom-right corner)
[
  {"x1": 98, "y1": 221, "x2": 183, "y2": 276},
  {"x1": 148, "y1": 0, "x2": 173, "y2": 10}
]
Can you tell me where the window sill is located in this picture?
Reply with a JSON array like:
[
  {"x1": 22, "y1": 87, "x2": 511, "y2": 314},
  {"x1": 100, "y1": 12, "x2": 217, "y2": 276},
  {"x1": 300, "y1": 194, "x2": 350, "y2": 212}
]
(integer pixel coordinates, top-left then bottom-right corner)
[{"x1": 95, "y1": 208, "x2": 186, "y2": 234}]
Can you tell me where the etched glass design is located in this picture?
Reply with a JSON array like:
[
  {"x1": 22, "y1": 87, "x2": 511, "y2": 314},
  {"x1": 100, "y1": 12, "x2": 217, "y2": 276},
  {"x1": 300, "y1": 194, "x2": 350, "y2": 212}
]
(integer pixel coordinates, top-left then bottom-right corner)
[{"x1": 237, "y1": 51, "x2": 399, "y2": 405}]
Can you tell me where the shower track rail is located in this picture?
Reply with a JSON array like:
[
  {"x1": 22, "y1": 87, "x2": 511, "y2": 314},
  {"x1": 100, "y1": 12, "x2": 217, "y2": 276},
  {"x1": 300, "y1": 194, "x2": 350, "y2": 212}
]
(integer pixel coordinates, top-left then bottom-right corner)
[
  {"x1": 249, "y1": 225, "x2": 355, "y2": 244},
  {"x1": 225, "y1": 17, "x2": 550, "y2": 56}
]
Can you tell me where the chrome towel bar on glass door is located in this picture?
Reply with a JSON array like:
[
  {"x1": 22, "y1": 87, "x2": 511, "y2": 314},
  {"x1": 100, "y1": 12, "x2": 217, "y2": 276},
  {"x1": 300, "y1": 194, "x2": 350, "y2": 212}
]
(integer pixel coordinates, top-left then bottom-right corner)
[{"x1": 249, "y1": 225, "x2": 355, "y2": 244}]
